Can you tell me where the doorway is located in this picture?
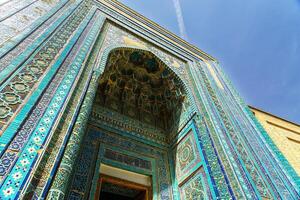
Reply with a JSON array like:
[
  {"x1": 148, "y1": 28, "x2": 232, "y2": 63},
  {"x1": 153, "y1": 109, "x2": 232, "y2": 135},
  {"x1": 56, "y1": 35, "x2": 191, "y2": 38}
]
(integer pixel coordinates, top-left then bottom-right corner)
[
  {"x1": 99, "y1": 175, "x2": 150, "y2": 200},
  {"x1": 95, "y1": 164, "x2": 152, "y2": 200}
]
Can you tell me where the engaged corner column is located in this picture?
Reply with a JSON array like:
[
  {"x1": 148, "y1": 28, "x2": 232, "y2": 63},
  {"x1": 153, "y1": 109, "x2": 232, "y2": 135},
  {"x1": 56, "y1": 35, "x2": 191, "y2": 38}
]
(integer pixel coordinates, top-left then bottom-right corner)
[{"x1": 46, "y1": 73, "x2": 99, "y2": 199}]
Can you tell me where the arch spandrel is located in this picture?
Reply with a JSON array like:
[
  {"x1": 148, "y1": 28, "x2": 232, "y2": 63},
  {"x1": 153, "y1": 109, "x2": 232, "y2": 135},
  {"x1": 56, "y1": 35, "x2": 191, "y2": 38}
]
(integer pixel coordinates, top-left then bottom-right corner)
[{"x1": 98, "y1": 23, "x2": 189, "y2": 75}]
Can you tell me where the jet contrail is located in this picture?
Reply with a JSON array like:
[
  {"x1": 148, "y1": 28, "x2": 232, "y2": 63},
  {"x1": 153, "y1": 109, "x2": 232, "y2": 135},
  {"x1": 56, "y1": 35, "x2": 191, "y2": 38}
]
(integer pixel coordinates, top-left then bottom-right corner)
[{"x1": 172, "y1": 0, "x2": 188, "y2": 41}]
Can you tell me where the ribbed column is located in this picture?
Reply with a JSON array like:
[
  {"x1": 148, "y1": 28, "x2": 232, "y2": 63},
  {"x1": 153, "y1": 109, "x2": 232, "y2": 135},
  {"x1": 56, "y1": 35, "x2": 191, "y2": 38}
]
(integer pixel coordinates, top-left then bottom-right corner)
[{"x1": 46, "y1": 73, "x2": 99, "y2": 199}]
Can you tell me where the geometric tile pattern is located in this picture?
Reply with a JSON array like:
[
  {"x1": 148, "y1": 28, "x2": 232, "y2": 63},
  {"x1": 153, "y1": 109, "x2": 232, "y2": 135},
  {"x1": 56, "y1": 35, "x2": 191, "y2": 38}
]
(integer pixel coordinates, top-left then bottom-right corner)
[
  {"x1": 179, "y1": 169, "x2": 208, "y2": 200},
  {"x1": 16, "y1": 9, "x2": 104, "y2": 200},
  {"x1": 103, "y1": 148, "x2": 152, "y2": 171},
  {"x1": 0, "y1": 0, "x2": 91, "y2": 148},
  {"x1": 67, "y1": 130, "x2": 99, "y2": 200},
  {"x1": 0, "y1": 4, "x2": 101, "y2": 199},
  {"x1": 0, "y1": 0, "x2": 82, "y2": 84},
  {"x1": 67, "y1": 126, "x2": 172, "y2": 200},
  {"x1": 90, "y1": 106, "x2": 168, "y2": 145},
  {"x1": 0, "y1": 0, "x2": 63, "y2": 58},
  {"x1": 0, "y1": 0, "x2": 82, "y2": 135},
  {"x1": 173, "y1": 129, "x2": 201, "y2": 184}
]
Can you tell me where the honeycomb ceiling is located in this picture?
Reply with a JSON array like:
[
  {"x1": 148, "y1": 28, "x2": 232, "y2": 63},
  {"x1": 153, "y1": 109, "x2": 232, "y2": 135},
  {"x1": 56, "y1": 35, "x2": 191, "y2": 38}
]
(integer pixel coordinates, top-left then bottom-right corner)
[{"x1": 94, "y1": 48, "x2": 187, "y2": 131}]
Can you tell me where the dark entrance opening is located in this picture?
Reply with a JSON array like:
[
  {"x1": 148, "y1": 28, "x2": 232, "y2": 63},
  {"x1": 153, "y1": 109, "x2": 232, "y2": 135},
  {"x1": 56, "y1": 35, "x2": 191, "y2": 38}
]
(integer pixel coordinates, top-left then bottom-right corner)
[{"x1": 99, "y1": 175, "x2": 150, "y2": 200}]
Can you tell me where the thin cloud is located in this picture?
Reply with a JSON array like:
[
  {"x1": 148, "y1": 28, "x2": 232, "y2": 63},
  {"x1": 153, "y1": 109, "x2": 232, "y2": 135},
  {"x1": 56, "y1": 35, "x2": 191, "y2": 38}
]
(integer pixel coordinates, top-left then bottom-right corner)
[{"x1": 172, "y1": 0, "x2": 188, "y2": 41}]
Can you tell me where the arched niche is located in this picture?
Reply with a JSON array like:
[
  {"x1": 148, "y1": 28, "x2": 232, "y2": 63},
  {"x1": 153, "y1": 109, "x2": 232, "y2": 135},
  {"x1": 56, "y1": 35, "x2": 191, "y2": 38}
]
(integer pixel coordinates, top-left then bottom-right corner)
[{"x1": 92, "y1": 47, "x2": 194, "y2": 141}]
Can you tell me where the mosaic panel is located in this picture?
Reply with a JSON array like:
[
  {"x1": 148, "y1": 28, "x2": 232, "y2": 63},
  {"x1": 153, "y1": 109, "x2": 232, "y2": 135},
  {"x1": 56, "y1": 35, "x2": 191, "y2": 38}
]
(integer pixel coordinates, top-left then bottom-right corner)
[
  {"x1": 0, "y1": 0, "x2": 37, "y2": 21},
  {"x1": 0, "y1": 0, "x2": 60, "y2": 46},
  {"x1": 210, "y1": 58, "x2": 300, "y2": 188},
  {"x1": 200, "y1": 61, "x2": 273, "y2": 197},
  {"x1": 0, "y1": 0, "x2": 82, "y2": 83},
  {"x1": 92, "y1": 127, "x2": 172, "y2": 200},
  {"x1": 179, "y1": 169, "x2": 208, "y2": 200},
  {"x1": 26, "y1": 14, "x2": 106, "y2": 199},
  {"x1": 91, "y1": 106, "x2": 168, "y2": 145},
  {"x1": 0, "y1": 0, "x2": 67, "y2": 57},
  {"x1": 100, "y1": 24, "x2": 187, "y2": 75},
  {"x1": 187, "y1": 63, "x2": 246, "y2": 198},
  {"x1": 0, "y1": 8, "x2": 103, "y2": 200},
  {"x1": 46, "y1": 72, "x2": 100, "y2": 199},
  {"x1": 0, "y1": 0, "x2": 71, "y2": 57},
  {"x1": 211, "y1": 61, "x2": 300, "y2": 196},
  {"x1": 0, "y1": 11, "x2": 97, "y2": 180},
  {"x1": 197, "y1": 60, "x2": 296, "y2": 198},
  {"x1": 67, "y1": 130, "x2": 99, "y2": 200},
  {"x1": 66, "y1": 125, "x2": 171, "y2": 200},
  {"x1": 173, "y1": 128, "x2": 201, "y2": 184},
  {"x1": 0, "y1": 0, "x2": 93, "y2": 140},
  {"x1": 103, "y1": 148, "x2": 152, "y2": 171}
]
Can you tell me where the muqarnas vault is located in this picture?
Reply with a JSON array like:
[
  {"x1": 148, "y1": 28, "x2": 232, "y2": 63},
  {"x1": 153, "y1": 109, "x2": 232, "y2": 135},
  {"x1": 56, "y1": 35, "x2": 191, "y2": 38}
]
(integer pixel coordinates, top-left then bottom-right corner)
[{"x1": 0, "y1": 0, "x2": 299, "y2": 199}]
